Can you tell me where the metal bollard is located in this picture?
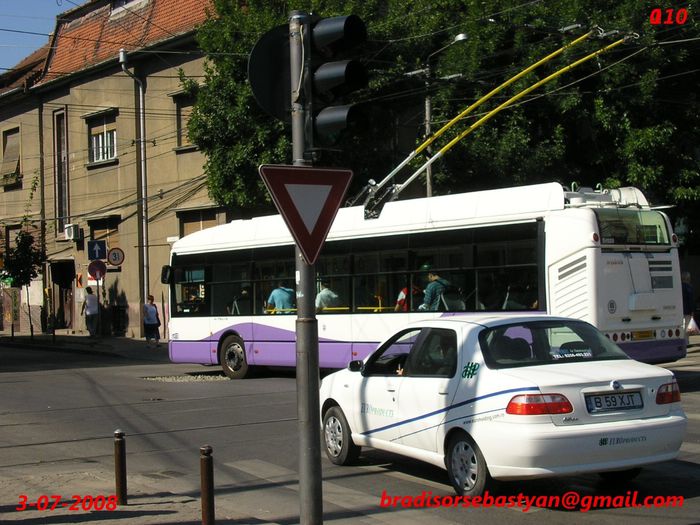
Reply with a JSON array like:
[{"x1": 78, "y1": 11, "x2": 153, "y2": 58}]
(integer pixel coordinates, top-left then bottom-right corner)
[
  {"x1": 114, "y1": 430, "x2": 127, "y2": 505},
  {"x1": 200, "y1": 445, "x2": 215, "y2": 524}
]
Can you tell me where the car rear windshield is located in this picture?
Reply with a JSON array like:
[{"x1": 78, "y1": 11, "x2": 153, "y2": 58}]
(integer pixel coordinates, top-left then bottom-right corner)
[{"x1": 479, "y1": 320, "x2": 629, "y2": 369}]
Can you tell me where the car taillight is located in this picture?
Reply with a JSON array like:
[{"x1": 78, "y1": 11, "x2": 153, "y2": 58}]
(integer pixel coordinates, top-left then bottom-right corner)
[
  {"x1": 506, "y1": 394, "x2": 573, "y2": 415},
  {"x1": 656, "y1": 381, "x2": 681, "y2": 404}
]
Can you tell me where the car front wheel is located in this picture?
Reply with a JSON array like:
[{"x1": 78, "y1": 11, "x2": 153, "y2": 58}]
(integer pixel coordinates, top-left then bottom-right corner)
[
  {"x1": 446, "y1": 432, "x2": 491, "y2": 496},
  {"x1": 323, "y1": 406, "x2": 360, "y2": 465}
]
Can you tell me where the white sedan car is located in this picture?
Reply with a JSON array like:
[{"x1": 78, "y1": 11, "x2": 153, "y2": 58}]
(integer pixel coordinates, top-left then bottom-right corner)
[{"x1": 319, "y1": 314, "x2": 687, "y2": 495}]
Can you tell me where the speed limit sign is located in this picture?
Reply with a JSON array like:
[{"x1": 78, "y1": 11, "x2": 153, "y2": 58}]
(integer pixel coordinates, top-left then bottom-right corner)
[{"x1": 107, "y1": 247, "x2": 125, "y2": 266}]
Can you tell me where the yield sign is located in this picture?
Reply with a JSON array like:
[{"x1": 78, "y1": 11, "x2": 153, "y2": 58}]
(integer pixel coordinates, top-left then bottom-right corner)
[{"x1": 259, "y1": 165, "x2": 353, "y2": 265}]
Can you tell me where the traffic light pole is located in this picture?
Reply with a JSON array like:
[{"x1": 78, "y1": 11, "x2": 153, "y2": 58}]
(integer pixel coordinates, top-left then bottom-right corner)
[{"x1": 289, "y1": 10, "x2": 323, "y2": 525}]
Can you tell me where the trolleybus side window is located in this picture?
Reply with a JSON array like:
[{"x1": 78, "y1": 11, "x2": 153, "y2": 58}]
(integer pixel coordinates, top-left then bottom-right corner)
[
  {"x1": 175, "y1": 267, "x2": 207, "y2": 315},
  {"x1": 168, "y1": 222, "x2": 542, "y2": 316}
]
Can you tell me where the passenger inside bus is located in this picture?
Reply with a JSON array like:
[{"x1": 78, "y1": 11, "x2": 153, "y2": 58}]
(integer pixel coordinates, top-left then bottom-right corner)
[
  {"x1": 316, "y1": 280, "x2": 341, "y2": 313},
  {"x1": 228, "y1": 287, "x2": 252, "y2": 315},
  {"x1": 395, "y1": 284, "x2": 422, "y2": 312},
  {"x1": 179, "y1": 286, "x2": 205, "y2": 314},
  {"x1": 266, "y1": 281, "x2": 295, "y2": 314}
]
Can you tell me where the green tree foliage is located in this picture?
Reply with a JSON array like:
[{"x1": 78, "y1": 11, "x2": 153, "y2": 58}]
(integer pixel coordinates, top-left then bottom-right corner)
[
  {"x1": 3, "y1": 229, "x2": 46, "y2": 337},
  {"x1": 3, "y1": 230, "x2": 45, "y2": 288},
  {"x1": 192, "y1": 1, "x2": 699, "y2": 243},
  {"x1": 188, "y1": 1, "x2": 289, "y2": 210}
]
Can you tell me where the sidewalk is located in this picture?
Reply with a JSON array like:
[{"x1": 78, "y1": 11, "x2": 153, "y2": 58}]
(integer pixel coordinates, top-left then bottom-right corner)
[
  {"x1": 0, "y1": 330, "x2": 168, "y2": 361},
  {"x1": 688, "y1": 335, "x2": 700, "y2": 352}
]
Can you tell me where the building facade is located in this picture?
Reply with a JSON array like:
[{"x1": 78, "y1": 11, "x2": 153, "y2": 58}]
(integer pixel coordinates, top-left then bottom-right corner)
[{"x1": 0, "y1": 0, "x2": 224, "y2": 336}]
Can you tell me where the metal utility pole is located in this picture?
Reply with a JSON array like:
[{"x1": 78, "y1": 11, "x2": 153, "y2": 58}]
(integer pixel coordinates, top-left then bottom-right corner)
[
  {"x1": 424, "y1": 33, "x2": 467, "y2": 198},
  {"x1": 289, "y1": 10, "x2": 323, "y2": 525},
  {"x1": 119, "y1": 49, "x2": 149, "y2": 308},
  {"x1": 251, "y1": 12, "x2": 363, "y2": 523},
  {"x1": 424, "y1": 72, "x2": 433, "y2": 197}
]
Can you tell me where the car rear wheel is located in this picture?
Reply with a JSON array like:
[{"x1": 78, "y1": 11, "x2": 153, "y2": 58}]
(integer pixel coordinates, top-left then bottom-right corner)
[
  {"x1": 446, "y1": 432, "x2": 491, "y2": 496},
  {"x1": 323, "y1": 406, "x2": 360, "y2": 465},
  {"x1": 219, "y1": 335, "x2": 249, "y2": 379},
  {"x1": 598, "y1": 467, "x2": 642, "y2": 482}
]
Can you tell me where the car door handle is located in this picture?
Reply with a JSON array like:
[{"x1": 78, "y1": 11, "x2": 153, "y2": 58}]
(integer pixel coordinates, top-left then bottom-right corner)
[
  {"x1": 387, "y1": 388, "x2": 396, "y2": 392},
  {"x1": 438, "y1": 391, "x2": 449, "y2": 395}
]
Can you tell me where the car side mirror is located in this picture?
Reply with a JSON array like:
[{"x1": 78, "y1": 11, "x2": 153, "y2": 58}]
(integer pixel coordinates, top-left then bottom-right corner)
[{"x1": 348, "y1": 360, "x2": 363, "y2": 372}]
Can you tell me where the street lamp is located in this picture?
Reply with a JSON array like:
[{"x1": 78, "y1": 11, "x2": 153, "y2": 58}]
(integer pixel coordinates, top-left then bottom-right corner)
[{"x1": 424, "y1": 33, "x2": 467, "y2": 197}]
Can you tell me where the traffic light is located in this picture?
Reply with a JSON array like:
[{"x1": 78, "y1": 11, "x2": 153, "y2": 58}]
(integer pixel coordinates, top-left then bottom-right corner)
[{"x1": 307, "y1": 15, "x2": 368, "y2": 146}]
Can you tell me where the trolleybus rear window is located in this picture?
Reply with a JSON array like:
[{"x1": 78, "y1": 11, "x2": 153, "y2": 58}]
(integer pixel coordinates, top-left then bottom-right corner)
[{"x1": 595, "y1": 208, "x2": 670, "y2": 245}]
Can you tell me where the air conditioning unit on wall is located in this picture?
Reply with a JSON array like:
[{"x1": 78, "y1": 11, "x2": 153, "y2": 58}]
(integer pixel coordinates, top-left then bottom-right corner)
[{"x1": 64, "y1": 224, "x2": 81, "y2": 241}]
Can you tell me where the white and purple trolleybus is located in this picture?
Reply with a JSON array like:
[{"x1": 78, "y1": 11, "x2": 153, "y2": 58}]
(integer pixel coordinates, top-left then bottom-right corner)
[{"x1": 161, "y1": 182, "x2": 686, "y2": 379}]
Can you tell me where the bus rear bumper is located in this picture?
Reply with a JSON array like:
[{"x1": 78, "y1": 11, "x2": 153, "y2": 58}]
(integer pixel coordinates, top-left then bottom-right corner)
[{"x1": 619, "y1": 338, "x2": 686, "y2": 364}]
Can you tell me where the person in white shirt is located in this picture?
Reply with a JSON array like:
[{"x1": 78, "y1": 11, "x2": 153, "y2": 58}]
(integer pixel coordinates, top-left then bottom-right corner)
[
  {"x1": 80, "y1": 287, "x2": 99, "y2": 337},
  {"x1": 315, "y1": 280, "x2": 340, "y2": 313}
]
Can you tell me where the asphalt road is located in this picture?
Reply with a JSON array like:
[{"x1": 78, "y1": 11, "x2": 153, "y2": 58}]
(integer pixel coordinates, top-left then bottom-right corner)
[{"x1": 0, "y1": 341, "x2": 699, "y2": 524}]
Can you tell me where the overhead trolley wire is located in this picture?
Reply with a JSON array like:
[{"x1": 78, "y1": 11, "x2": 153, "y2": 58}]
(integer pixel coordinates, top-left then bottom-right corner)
[
  {"x1": 352, "y1": 28, "x2": 596, "y2": 208},
  {"x1": 360, "y1": 28, "x2": 638, "y2": 216}
]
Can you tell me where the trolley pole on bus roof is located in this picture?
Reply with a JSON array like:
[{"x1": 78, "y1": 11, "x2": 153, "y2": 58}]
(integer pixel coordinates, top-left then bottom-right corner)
[{"x1": 289, "y1": 11, "x2": 323, "y2": 524}]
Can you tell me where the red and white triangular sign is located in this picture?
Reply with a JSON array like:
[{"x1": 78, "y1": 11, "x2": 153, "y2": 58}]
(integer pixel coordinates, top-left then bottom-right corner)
[{"x1": 259, "y1": 164, "x2": 353, "y2": 265}]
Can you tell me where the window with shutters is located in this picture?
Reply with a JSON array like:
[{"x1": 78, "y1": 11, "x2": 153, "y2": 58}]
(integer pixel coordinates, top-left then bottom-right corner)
[
  {"x1": 176, "y1": 95, "x2": 195, "y2": 149},
  {"x1": 4, "y1": 225, "x2": 21, "y2": 252},
  {"x1": 85, "y1": 110, "x2": 118, "y2": 165},
  {"x1": 54, "y1": 110, "x2": 69, "y2": 231},
  {"x1": 1, "y1": 128, "x2": 21, "y2": 187},
  {"x1": 179, "y1": 209, "x2": 218, "y2": 237},
  {"x1": 89, "y1": 218, "x2": 120, "y2": 249}
]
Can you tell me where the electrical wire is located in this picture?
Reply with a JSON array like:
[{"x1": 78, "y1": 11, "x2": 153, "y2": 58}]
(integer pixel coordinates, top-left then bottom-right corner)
[{"x1": 363, "y1": 33, "x2": 634, "y2": 214}]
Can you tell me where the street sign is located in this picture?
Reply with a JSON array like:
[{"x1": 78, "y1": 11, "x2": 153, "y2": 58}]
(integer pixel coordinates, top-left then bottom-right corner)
[
  {"x1": 87, "y1": 240, "x2": 107, "y2": 260},
  {"x1": 88, "y1": 260, "x2": 107, "y2": 280},
  {"x1": 107, "y1": 247, "x2": 125, "y2": 266},
  {"x1": 259, "y1": 164, "x2": 353, "y2": 265}
]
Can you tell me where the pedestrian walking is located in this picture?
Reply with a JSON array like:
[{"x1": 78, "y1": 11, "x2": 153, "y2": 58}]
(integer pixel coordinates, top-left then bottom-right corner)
[
  {"x1": 143, "y1": 294, "x2": 161, "y2": 348},
  {"x1": 682, "y1": 271, "x2": 697, "y2": 341},
  {"x1": 81, "y1": 286, "x2": 99, "y2": 337}
]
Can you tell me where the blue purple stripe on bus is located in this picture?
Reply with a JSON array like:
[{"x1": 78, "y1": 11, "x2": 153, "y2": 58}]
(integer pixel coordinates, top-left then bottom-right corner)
[{"x1": 169, "y1": 322, "x2": 380, "y2": 368}]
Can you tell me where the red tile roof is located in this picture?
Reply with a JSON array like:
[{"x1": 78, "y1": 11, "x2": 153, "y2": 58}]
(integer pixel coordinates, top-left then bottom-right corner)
[
  {"x1": 0, "y1": 45, "x2": 49, "y2": 95},
  {"x1": 44, "y1": 0, "x2": 211, "y2": 82}
]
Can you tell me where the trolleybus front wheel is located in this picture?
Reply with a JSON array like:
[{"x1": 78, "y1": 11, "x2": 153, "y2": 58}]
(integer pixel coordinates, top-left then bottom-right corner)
[{"x1": 219, "y1": 335, "x2": 249, "y2": 379}]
